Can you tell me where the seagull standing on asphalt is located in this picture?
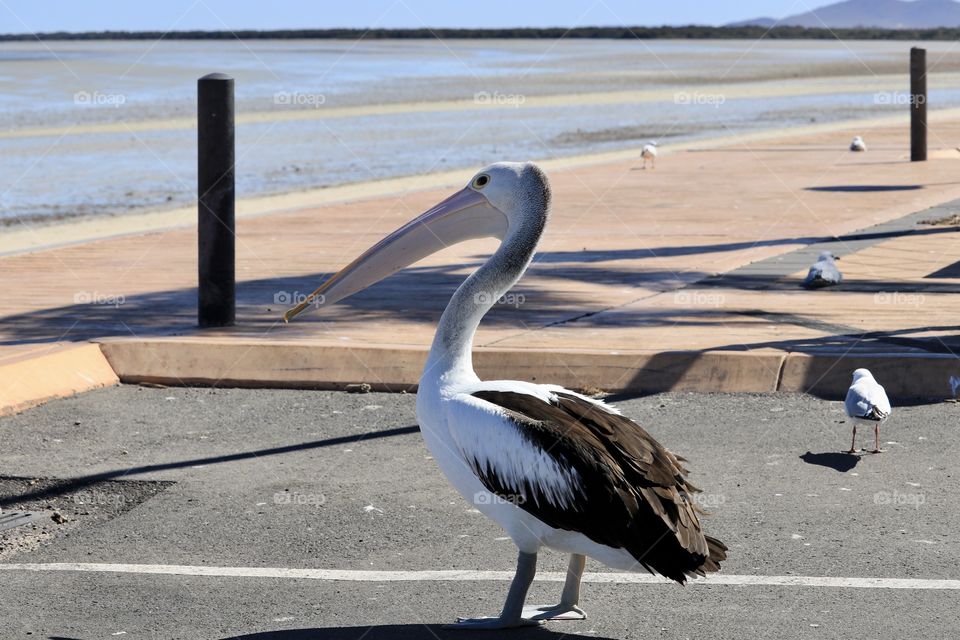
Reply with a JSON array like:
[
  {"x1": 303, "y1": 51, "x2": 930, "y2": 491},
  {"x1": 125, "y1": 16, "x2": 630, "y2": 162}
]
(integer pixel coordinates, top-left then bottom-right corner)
[
  {"x1": 844, "y1": 368, "x2": 891, "y2": 454},
  {"x1": 803, "y1": 251, "x2": 842, "y2": 288},
  {"x1": 641, "y1": 141, "x2": 657, "y2": 169},
  {"x1": 850, "y1": 136, "x2": 867, "y2": 152}
]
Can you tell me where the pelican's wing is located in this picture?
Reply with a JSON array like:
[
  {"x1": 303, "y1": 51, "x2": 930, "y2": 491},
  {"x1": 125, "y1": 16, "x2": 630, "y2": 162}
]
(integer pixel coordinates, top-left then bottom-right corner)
[{"x1": 451, "y1": 384, "x2": 726, "y2": 582}]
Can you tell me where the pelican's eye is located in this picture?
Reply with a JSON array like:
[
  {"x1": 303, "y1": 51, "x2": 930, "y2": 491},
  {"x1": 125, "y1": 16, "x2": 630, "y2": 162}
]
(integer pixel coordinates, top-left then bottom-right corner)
[{"x1": 472, "y1": 174, "x2": 490, "y2": 189}]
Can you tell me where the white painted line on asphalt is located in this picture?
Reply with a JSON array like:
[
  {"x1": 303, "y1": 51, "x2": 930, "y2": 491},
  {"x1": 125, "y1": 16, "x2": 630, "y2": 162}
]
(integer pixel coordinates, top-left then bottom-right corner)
[{"x1": 1, "y1": 563, "x2": 959, "y2": 589}]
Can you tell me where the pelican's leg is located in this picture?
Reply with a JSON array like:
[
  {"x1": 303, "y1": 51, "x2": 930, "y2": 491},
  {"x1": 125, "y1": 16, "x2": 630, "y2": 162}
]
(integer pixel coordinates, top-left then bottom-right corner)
[
  {"x1": 871, "y1": 423, "x2": 883, "y2": 453},
  {"x1": 523, "y1": 553, "x2": 588, "y2": 621},
  {"x1": 447, "y1": 550, "x2": 541, "y2": 629},
  {"x1": 847, "y1": 424, "x2": 858, "y2": 454}
]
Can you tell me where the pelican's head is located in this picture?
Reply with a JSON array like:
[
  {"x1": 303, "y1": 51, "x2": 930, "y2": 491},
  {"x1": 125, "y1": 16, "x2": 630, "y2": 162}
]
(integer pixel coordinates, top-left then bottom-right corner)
[
  {"x1": 283, "y1": 161, "x2": 550, "y2": 322},
  {"x1": 467, "y1": 162, "x2": 551, "y2": 234},
  {"x1": 851, "y1": 368, "x2": 874, "y2": 382}
]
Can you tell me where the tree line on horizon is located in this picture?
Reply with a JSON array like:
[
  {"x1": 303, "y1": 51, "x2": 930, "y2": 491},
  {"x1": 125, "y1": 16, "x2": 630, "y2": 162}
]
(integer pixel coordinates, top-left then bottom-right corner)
[{"x1": 3, "y1": 25, "x2": 960, "y2": 41}]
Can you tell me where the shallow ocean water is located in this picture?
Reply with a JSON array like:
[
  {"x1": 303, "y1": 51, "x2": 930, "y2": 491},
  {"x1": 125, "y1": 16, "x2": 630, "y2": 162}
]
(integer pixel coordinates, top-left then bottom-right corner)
[{"x1": 2, "y1": 38, "x2": 960, "y2": 224}]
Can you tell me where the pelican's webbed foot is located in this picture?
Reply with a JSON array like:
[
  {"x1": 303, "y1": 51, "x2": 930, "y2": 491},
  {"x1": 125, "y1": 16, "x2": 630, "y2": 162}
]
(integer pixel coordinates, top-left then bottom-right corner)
[{"x1": 445, "y1": 550, "x2": 541, "y2": 630}]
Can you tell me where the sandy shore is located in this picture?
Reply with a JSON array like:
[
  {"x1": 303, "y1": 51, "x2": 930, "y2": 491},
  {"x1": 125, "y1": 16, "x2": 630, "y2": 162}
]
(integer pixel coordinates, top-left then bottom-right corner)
[
  {"x1": 6, "y1": 106, "x2": 960, "y2": 257},
  {"x1": 4, "y1": 72, "x2": 958, "y2": 142}
]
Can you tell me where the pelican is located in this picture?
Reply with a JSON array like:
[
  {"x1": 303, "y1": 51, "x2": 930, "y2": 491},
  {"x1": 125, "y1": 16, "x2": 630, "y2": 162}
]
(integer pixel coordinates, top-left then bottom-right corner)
[
  {"x1": 850, "y1": 136, "x2": 867, "y2": 152},
  {"x1": 640, "y1": 141, "x2": 657, "y2": 169},
  {"x1": 284, "y1": 162, "x2": 727, "y2": 628},
  {"x1": 803, "y1": 250, "x2": 842, "y2": 288},
  {"x1": 844, "y1": 368, "x2": 891, "y2": 454}
]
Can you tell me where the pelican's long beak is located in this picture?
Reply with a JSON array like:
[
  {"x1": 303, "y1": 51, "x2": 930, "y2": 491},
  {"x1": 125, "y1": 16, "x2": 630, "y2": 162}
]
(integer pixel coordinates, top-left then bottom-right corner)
[{"x1": 284, "y1": 187, "x2": 507, "y2": 322}]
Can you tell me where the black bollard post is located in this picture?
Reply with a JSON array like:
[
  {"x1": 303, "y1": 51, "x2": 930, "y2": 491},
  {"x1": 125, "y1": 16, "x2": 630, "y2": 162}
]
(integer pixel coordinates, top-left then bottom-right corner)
[
  {"x1": 910, "y1": 47, "x2": 927, "y2": 162},
  {"x1": 197, "y1": 72, "x2": 236, "y2": 327}
]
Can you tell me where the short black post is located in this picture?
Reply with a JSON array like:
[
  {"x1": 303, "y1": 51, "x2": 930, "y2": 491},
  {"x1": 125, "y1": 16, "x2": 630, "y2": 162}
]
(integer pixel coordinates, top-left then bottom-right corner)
[
  {"x1": 197, "y1": 72, "x2": 235, "y2": 327},
  {"x1": 910, "y1": 47, "x2": 927, "y2": 162}
]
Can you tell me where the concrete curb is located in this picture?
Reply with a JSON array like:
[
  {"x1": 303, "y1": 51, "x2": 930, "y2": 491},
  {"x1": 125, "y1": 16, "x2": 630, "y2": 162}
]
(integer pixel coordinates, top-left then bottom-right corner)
[
  {"x1": 780, "y1": 352, "x2": 960, "y2": 400},
  {"x1": 96, "y1": 338, "x2": 959, "y2": 401},
  {"x1": 0, "y1": 343, "x2": 119, "y2": 416},
  {"x1": 95, "y1": 338, "x2": 784, "y2": 394},
  {"x1": 3, "y1": 339, "x2": 956, "y2": 417}
]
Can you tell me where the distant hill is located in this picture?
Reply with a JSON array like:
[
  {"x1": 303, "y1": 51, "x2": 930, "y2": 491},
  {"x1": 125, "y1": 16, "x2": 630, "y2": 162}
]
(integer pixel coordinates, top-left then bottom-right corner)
[
  {"x1": 732, "y1": 0, "x2": 960, "y2": 29},
  {"x1": 726, "y1": 17, "x2": 778, "y2": 28}
]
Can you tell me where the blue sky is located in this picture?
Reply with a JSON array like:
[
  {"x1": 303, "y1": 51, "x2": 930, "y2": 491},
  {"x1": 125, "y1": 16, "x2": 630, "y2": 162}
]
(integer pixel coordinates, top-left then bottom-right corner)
[{"x1": 0, "y1": 0, "x2": 838, "y2": 33}]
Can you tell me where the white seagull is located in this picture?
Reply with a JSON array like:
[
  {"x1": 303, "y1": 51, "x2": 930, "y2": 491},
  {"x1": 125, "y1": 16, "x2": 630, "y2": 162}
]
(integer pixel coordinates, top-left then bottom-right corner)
[
  {"x1": 844, "y1": 368, "x2": 891, "y2": 454},
  {"x1": 285, "y1": 162, "x2": 726, "y2": 629},
  {"x1": 640, "y1": 141, "x2": 658, "y2": 169},
  {"x1": 850, "y1": 136, "x2": 867, "y2": 152},
  {"x1": 804, "y1": 250, "x2": 842, "y2": 288}
]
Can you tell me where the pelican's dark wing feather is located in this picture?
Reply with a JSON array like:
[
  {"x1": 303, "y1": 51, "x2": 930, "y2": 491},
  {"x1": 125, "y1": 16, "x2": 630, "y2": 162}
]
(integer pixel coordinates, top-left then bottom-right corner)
[{"x1": 470, "y1": 388, "x2": 727, "y2": 583}]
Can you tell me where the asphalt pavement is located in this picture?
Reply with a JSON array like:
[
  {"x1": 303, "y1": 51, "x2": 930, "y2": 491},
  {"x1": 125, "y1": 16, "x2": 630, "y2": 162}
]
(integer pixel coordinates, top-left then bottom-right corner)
[{"x1": 1, "y1": 386, "x2": 957, "y2": 639}]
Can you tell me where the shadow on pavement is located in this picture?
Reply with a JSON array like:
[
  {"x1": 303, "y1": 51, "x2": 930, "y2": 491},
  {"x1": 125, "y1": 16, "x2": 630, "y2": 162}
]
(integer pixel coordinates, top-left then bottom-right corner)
[
  {"x1": 532, "y1": 223, "x2": 959, "y2": 264},
  {"x1": 0, "y1": 262, "x2": 696, "y2": 346},
  {"x1": 805, "y1": 185, "x2": 923, "y2": 192},
  {"x1": 799, "y1": 451, "x2": 860, "y2": 472},
  {"x1": 0, "y1": 425, "x2": 420, "y2": 508},
  {"x1": 218, "y1": 626, "x2": 614, "y2": 640},
  {"x1": 5, "y1": 221, "x2": 959, "y2": 349}
]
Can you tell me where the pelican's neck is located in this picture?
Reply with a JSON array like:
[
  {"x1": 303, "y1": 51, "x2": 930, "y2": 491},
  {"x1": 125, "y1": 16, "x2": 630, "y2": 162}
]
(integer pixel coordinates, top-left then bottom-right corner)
[{"x1": 424, "y1": 221, "x2": 543, "y2": 386}]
